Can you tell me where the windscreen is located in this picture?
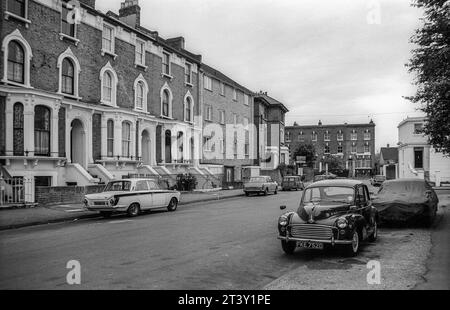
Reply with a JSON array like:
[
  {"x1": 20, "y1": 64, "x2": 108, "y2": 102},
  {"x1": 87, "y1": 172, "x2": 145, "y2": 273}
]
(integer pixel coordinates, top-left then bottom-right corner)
[{"x1": 303, "y1": 186, "x2": 354, "y2": 204}]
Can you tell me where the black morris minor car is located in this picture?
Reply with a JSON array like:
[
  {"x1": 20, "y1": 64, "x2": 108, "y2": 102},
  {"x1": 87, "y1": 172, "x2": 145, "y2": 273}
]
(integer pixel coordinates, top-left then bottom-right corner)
[{"x1": 278, "y1": 180, "x2": 379, "y2": 256}]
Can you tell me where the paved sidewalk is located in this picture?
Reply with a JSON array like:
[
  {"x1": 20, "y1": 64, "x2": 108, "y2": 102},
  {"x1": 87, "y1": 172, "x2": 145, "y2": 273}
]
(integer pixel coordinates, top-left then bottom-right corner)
[{"x1": 0, "y1": 189, "x2": 244, "y2": 231}]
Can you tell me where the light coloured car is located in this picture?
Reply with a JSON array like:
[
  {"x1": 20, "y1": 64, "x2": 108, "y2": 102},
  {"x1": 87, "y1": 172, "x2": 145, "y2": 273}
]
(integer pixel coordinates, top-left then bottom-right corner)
[
  {"x1": 83, "y1": 178, "x2": 181, "y2": 218},
  {"x1": 244, "y1": 176, "x2": 278, "y2": 196}
]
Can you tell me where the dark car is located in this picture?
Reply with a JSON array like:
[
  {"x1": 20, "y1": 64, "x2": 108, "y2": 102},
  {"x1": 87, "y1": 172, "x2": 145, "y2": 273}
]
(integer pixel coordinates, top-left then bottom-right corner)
[
  {"x1": 278, "y1": 179, "x2": 378, "y2": 256},
  {"x1": 370, "y1": 175, "x2": 386, "y2": 187},
  {"x1": 372, "y1": 178, "x2": 438, "y2": 227},
  {"x1": 281, "y1": 176, "x2": 304, "y2": 191}
]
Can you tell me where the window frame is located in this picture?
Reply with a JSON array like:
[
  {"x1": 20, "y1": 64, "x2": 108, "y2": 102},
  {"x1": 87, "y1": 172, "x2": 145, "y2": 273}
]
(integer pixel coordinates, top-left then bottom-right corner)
[
  {"x1": 107, "y1": 119, "x2": 114, "y2": 158},
  {"x1": 135, "y1": 39, "x2": 147, "y2": 68},
  {"x1": 162, "y1": 51, "x2": 172, "y2": 77},
  {"x1": 5, "y1": 0, "x2": 30, "y2": 26},
  {"x1": 121, "y1": 121, "x2": 132, "y2": 158},
  {"x1": 34, "y1": 105, "x2": 51, "y2": 157},
  {"x1": 101, "y1": 23, "x2": 117, "y2": 58},
  {"x1": 185, "y1": 62, "x2": 193, "y2": 86},
  {"x1": 61, "y1": 58, "x2": 75, "y2": 95}
]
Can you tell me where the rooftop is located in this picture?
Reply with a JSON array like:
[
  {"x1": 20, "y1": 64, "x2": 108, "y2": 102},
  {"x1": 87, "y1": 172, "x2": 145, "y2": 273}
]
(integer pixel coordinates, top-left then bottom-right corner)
[
  {"x1": 202, "y1": 63, "x2": 254, "y2": 95},
  {"x1": 255, "y1": 92, "x2": 289, "y2": 112}
]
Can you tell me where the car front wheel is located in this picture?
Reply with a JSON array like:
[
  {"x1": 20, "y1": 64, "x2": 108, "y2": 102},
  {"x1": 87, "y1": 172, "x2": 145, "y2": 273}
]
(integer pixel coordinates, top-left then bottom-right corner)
[
  {"x1": 281, "y1": 240, "x2": 296, "y2": 255},
  {"x1": 167, "y1": 198, "x2": 178, "y2": 212},
  {"x1": 127, "y1": 203, "x2": 140, "y2": 217},
  {"x1": 264, "y1": 188, "x2": 268, "y2": 196},
  {"x1": 344, "y1": 230, "x2": 360, "y2": 257}
]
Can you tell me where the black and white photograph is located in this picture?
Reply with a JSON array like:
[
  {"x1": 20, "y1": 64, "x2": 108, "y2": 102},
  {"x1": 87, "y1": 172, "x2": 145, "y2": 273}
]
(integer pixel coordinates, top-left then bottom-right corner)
[{"x1": 0, "y1": 0, "x2": 449, "y2": 296}]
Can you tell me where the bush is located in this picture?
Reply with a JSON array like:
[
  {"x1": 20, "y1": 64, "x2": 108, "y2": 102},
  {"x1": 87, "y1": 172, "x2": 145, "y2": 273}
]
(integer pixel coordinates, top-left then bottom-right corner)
[{"x1": 176, "y1": 173, "x2": 197, "y2": 191}]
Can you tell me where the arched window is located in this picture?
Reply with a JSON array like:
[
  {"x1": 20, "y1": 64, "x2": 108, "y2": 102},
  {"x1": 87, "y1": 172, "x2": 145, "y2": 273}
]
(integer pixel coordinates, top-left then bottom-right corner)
[
  {"x1": 136, "y1": 81, "x2": 144, "y2": 110},
  {"x1": 100, "y1": 62, "x2": 118, "y2": 106},
  {"x1": 7, "y1": 41, "x2": 24, "y2": 84},
  {"x1": 13, "y1": 102, "x2": 24, "y2": 156},
  {"x1": 34, "y1": 106, "x2": 51, "y2": 157},
  {"x1": 61, "y1": 58, "x2": 75, "y2": 95},
  {"x1": 162, "y1": 90, "x2": 170, "y2": 117},
  {"x1": 122, "y1": 122, "x2": 131, "y2": 158},
  {"x1": 185, "y1": 97, "x2": 192, "y2": 122},
  {"x1": 107, "y1": 119, "x2": 114, "y2": 157},
  {"x1": 103, "y1": 71, "x2": 113, "y2": 102}
]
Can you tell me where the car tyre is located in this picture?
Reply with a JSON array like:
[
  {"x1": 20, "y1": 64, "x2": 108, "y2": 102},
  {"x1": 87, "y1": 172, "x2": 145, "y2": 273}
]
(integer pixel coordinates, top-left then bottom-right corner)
[
  {"x1": 344, "y1": 230, "x2": 360, "y2": 257},
  {"x1": 274, "y1": 188, "x2": 278, "y2": 195},
  {"x1": 245, "y1": 192, "x2": 250, "y2": 197},
  {"x1": 281, "y1": 240, "x2": 296, "y2": 255},
  {"x1": 127, "y1": 203, "x2": 140, "y2": 217},
  {"x1": 264, "y1": 188, "x2": 269, "y2": 196},
  {"x1": 368, "y1": 221, "x2": 378, "y2": 242},
  {"x1": 167, "y1": 198, "x2": 178, "y2": 212}
]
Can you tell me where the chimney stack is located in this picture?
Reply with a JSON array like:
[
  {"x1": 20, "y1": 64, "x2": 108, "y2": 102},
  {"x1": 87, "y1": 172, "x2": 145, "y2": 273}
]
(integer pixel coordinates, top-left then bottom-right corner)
[
  {"x1": 119, "y1": 0, "x2": 141, "y2": 28},
  {"x1": 166, "y1": 37, "x2": 185, "y2": 50}
]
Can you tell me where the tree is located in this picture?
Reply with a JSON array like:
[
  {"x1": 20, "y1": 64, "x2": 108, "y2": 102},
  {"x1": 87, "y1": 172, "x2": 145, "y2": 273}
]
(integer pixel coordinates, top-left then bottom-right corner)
[
  {"x1": 406, "y1": 0, "x2": 450, "y2": 155},
  {"x1": 293, "y1": 144, "x2": 316, "y2": 168}
]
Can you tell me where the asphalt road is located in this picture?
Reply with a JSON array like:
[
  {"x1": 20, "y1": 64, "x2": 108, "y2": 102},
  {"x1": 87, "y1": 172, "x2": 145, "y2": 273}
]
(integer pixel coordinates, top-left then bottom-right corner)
[{"x1": 0, "y1": 189, "x2": 448, "y2": 290}]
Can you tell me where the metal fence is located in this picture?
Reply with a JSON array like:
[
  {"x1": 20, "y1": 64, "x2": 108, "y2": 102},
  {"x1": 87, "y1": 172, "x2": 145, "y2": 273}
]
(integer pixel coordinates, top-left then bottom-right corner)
[{"x1": 0, "y1": 177, "x2": 32, "y2": 206}]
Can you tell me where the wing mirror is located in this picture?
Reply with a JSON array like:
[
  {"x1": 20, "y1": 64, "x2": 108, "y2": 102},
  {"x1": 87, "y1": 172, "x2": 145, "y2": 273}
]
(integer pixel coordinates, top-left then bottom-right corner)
[{"x1": 280, "y1": 205, "x2": 286, "y2": 210}]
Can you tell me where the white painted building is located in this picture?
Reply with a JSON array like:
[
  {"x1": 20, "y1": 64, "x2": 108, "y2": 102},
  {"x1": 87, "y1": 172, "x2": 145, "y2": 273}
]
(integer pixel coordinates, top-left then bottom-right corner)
[{"x1": 398, "y1": 117, "x2": 450, "y2": 186}]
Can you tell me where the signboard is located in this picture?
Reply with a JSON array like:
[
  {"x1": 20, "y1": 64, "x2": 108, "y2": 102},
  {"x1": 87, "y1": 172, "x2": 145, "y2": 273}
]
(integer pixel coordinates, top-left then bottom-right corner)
[{"x1": 296, "y1": 156, "x2": 306, "y2": 163}]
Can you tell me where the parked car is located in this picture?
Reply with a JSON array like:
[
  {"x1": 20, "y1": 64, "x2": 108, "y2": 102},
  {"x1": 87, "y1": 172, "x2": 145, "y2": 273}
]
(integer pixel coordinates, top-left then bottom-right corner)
[
  {"x1": 83, "y1": 179, "x2": 181, "y2": 218},
  {"x1": 370, "y1": 175, "x2": 386, "y2": 187},
  {"x1": 313, "y1": 173, "x2": 337, "y2": 182},
  {"x1": 281, "y1": 176, "x2": 304, "y2": 191},
  {"x1": 244, "y1": 176, "x2": 278, "y2": 196},
  {"x1": 278, "y1": 179, "x2": 378, "y2": 256},
  {"x1": 372, "y1": 178, "x2": 438, "y2": 227}
]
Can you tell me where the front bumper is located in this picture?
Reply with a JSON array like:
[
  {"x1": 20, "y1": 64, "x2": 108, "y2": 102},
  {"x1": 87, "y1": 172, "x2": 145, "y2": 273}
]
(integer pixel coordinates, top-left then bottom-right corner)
[
  {"x1": 277, "y1": 235, "x2": 353, "y2": 245},
  {"x1": 86, "y1": 204, "x2": 128, "y2": 212}
]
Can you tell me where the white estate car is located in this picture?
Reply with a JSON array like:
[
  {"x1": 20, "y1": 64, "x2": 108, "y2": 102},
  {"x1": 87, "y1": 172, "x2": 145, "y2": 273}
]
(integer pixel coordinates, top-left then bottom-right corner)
[{"x1": 83, "y1": 179, "x2": 181, "y2": 217}]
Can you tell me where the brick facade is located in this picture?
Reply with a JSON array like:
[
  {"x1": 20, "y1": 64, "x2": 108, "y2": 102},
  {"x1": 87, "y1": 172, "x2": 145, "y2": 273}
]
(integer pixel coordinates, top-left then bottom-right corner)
[
  {"x1": 201, "y1": 64, "x2": 254, "y2": 175},
  {"x1": 285, "y1": 121, "x2": 376, "y2": 176}
]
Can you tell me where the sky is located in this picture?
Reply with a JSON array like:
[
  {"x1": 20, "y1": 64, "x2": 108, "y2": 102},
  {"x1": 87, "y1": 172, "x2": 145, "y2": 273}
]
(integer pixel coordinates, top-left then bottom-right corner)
[{"x1": 96, "y1": 0, "x2": 426, "y2": 152}]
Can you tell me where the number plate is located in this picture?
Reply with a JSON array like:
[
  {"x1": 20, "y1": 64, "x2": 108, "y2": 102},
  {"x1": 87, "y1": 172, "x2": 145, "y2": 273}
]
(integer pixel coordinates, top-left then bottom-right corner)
[{"x1": 297, "y1": 241, "x2": 324, "y2": 249}]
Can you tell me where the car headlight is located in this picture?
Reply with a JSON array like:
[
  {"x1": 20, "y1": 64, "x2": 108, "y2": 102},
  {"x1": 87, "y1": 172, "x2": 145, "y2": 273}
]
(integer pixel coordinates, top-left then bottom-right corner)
[
  {"x1": 279, "y1": 215, "x2": 289, "y2": 227},
  {"x1": 109, "y1": 197, "x2": 119, "y2": 206},
  {"x1": 336, "y1": 218, "x2": 348, "y2": 229}
]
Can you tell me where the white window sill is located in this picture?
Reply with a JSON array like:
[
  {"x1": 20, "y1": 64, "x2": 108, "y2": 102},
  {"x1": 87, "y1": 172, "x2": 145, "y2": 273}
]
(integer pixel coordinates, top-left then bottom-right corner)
[
  {"x1": 185, "y1": 82, "x2": 194, "y2": 87},
  {"x1": 1, "y1": 79, "x2": 32, "y2": 88},
  {"x1": 135, "y1": 63, "x2": 148, "y2": 71},
  {"x1": 134, "y1": 108, "x2": 148, "y2": 114},
  {"x1": 204, "y1": 88, "x2": 213, "y2": 92},
  {"x1": 100, "y1": 100, "x2": 117, "y2": 107},
  {"x1": 59, "y1": 92, "x2": 82, "y2": 101},
  {"x1": 184, "y1": 120, "x2": 194, "y2": 125},
  {"x1": 101, "y1": 49, "x2": 118, "y2": 59},
  {"x1": 5, "y1": 11, "x2": 31, "y2": 27},
  {"x1": 162, "y1": 73, "x2": 173, "y2": 80},
  {"x1": 59, "y1": 33, "x2": 80, "y2": 46},
  {"x1": 160, "y1": 115, "x2": 174, "y2": 120}
]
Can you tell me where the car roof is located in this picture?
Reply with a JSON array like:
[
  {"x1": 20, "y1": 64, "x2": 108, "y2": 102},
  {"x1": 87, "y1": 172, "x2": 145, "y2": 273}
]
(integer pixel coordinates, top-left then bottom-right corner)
[{"x1": 307, "y1": 179, "x2": 364, "y2": 188}]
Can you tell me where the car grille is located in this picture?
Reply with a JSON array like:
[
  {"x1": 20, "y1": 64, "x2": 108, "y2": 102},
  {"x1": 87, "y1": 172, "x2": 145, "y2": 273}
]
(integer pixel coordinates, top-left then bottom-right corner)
[
  {"x1": 93, "y1": 201, "x2": 108, "y2": 206},
  {"x1": 290, "y1": 224, "x2": 333, "y2": 240}
]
